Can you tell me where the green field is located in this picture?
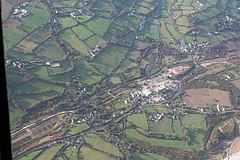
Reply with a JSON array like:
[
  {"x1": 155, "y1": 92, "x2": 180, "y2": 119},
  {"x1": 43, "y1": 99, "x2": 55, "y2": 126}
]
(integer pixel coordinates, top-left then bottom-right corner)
[
  {"x1": 36, "y1": 144, "x2": 63, "y2": 160},
  {"x1": 149, "y1": 118, "x2": 173, "y2": 135},
  {"x1": 67, "y1": 123, "x2": 89, "y2": 135},
  {"x1": 72, "y1": 25, "x2": 94, "y2": 40},
  {"x1": 64, "y1": 145, "x2": 78, "y2": 159},
  {"x1": 172, "y1": 120, "x2": 183, "y2": 136},
  {"x1": 16, "y1": 91, "x2": 59, "y2": 108},
  {"x1": 114, "y1": 97, "x2": 128, "y2": 109},
  {"x1": 47, "y1": 61, "x2": 72, "y2": 76},
  {"x1": 189, "y1": 130, "x2": 204, "y2": 151},
  {"x1": 19, "y1": 150, "x2": 42, "y2": 160},
  {"x1": 3, "y1": 28, "x2": 26, "y2": 50},
  {"x1": 127, "y1": 114, "x2": 148, "y2": 130},
  {"x1": 142, "y1": 21, "x2": 161, "y2": 40},
  {"x1": 59, "y1": 17, "x2": 78, "y2": 28},
  {"x1": 36, "y1": 39, "x2": 66, "y2": 61},
  {"x1": 83, "y1": 17, "x2": 110, "y2": 36},
  {"x1": 134, "y1": 152, "x2": 169, "y2": 160},
  {"x1": 58, "y1": 0, "x2": 78, "y2": 6},
  {"x1": 92, "y1": 45, "x2": 128, "y2": 74},
  {"x1": 16, "y1": 79, "x2": 63, "y2": 93},
  {"x1": 181, "y1": 114, "x2": 206, "y2": 130},
  {"x1": 143, "y1": 106, "x2": 169, "y2": 113},
  {"x1": 80, "y1": 146, "x2": 114, "y2": 160},
  {"x1": 45, "y1": 71, "x2": 71, "y2": 83},
  {"x1": 20, "y1": 3, "x2": 49, "y2": 33},
  {"x1": 85, "y1": 35, "x2": 102, "y2": 47},
  {"x1": 28, "y1": 26, "x2": 50, "y2": 42},
  {"x1": 84, "y1": 133, "x2": 122, "y2": 157},
  {"x1": 59, "y1": 29, "x2": 90, "y2": 56},
  {"x1": 74, "y1": 59, "x2": 103, "y2": 85},
  {"x1": 117, "y1": 59, "x2": 138, "y2": 73},
  {"x1": 9, "y1": 107, "x2": 24, "y2": 127},
  {"x1": 125, "y1": 129, "x2": 191, "y2": 151}
]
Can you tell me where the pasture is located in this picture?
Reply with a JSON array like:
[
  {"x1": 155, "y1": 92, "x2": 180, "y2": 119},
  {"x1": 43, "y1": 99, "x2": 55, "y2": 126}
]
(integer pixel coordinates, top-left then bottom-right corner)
[
  {"x1": 149, "y1": 118, "x2": 173, "y2": 135},
  {"x1": 134, "y1": 152, "x2": 169, "y2": 160},
  {"x1": 84, "y1": 133, "x2": 122, "y2": 157},
  {"x1": 80, "y1": 146, "x2": 114, "y2": 160},
  {"x1": 181, "y1": 114, "x2": 206, "y2": 130},
  {"x1": 64, "y1": 145, "x2": 78, "y2": 159},
  {"x1": 19, "y1": 150, "x2": 42, "y2": 160},
  {"x1": 92, "y1": 45, "x2": 128, "y2": 74},
  {"x1": 125, "y1": 129, "x2": 191, "y2": 151},
  {"x1": 36, "y1": 39, "x2": 66, "y2": 61},
  {"x1": 127, "y1": 114, "x2": 148, "y2": 130},
  {"x1": 143, "y1": 105, "x2": 169, "y2": 113},
  {"x1": 74, "y1": 59, "x2": 103, "y2": 85},
  {"x1": 36, "y1": 144, "x2": 63, "y2": 160},
  {"x1": 67, "y1": 123, "x2": 89, "y2": 135},
  {"x1": 83, "y1": 17, "x2": 110, "y2": 36}
]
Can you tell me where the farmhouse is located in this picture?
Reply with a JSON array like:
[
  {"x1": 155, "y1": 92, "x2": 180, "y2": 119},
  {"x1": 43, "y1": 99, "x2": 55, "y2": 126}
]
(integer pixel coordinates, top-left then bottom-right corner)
[{"x1": 51, "y1": 63, "x2": 61, "y2": 68}]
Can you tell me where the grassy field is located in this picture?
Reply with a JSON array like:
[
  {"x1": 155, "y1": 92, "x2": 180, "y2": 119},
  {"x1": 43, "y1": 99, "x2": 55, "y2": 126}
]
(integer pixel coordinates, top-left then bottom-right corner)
[
  {"x1": 125, "y1": 129, "x2": 191, "y2": 151},
  {"x1": 149, "y1": 118, "x2": 173, "y2": 135},
  {"x1": 36, "y1": 144, "x2": 63, "y2": 160},
  {"x1": 80, "y1": 146, "x2": 114, "y2": 160},
  {"x1": 134, "y1": 152, "x2": 169, "y2": 160},
  {"x1": 72, "y1": 25, "x2": 94, "y2": 40},
  {"x1": 142, "y1": 21, "x2": 161, "y2": 40},
  {"x1": 181, "y1": 114, "x2": 206, "y2": 130},
  {"x1": 3, "y1": 27, "x2": 26, "y2": 50},
  {"x1": 9, "y1": 107, "x2": 24, "y2": 127},
  {"x1": 16, "y1": 39, "x2": 38, "y2": 53},
  {"x1": 92, "y1": 45, "x2": 128, "y2": 74},
  {"x1": 74, "y1": 59, "x2": 103, "y2": 85},
  {"x1": 37, "y1": 38, "x2": 66, "y2": 61},
  {"x1": 47, "y1": 61, "x2": 72, "y2": 76},
  {"x1": 172, "y1": 120, "x2": 183, "y2": 136},
  {"x1": 16, "y1": 91, "x2": 58, "y2": 109},
  {"x1": 59, "y1": 0, "x2": 78, "y2": 6},
  {"x1": 127, "y1": 114, "x2": 148, "y2": 130},
  {"x1": 59, "y1": 29, "x2": 90, "y2": 56},
  {"x1": 28, "y1": 26, "x2": 50, "y2": 42},
  {"x1": 83, "y1": 17, "x2": 110, "y2": 36},
  {"x1": 114, "y1": 97, "x2": 128, "y2": 109},
  {"x1": 143, "y1": 106, "x2": 169, "y2": 113},
  {"x1": 67, "y1": 123, "x2": 89, "y2": 135},
  {"x1": 85, "y1": 35, "x2": 102, "y2": 47},
  {"x1": 2, "y1": 0, "x2": 13, "y2": 21},
  {"x1": 59, "y1": 17, "x2": 78, "y2": 28},
  {"x1": 189, "y1": 131, "x2": 204, "y2": 151},
  {"x1": 19, "y1": 150, "x2": 42, "y2": 160},
  {"x1": 64, "y1": 145, "x2": 78, "y2": 159},
  {"x1": 117, "y1": 59, "x2": 138, "y2": 73},
  {"x1": 45, "y1": 71, "x2": 71, "y2": 83},
  {"x1": 20, "y1": 3, "x2": 49, "y2": 33},
  {"x1": 16, "y1": 79, "x2": 63, "y2": 93},
  {"x1": 162, "y1": 55, "x2": 176, "y2": 65},
  {"x1": 84, "y1": 133, "x2": 122, "y2": 157}
]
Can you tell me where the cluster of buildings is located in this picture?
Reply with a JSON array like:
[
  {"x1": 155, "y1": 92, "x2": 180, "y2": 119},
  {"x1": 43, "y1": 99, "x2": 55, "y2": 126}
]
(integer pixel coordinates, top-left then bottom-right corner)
[
  {"x1": 138, "y1": 16, "x2": 146, "y2": 31},
  {"x1": 13, "y1": 9, "x2": 29, "y2": 18},
  {"x1": 46, "y1": 62, "x2": 61, "y2": 68},
  {"x1": 128, "y1": 66, "x2": 190, "y2": 105},
  {"x1": 89, "y1": 45, "x2": 102, "y2": 57},
  {"x1": 146, "y1": 113, "x2": 164, "y2": 122},
  {"x1": 13, "y1": 2, "x2": 30, "y2": 18},
  {"x1": 70, "y1": 112, "x2": 93, "y2": 126}
]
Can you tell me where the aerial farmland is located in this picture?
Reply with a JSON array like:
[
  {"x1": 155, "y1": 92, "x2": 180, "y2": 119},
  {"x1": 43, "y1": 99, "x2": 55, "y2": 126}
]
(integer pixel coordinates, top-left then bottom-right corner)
[{"x1": 3, "y1": 0, "x2": 240, "y2": 159}]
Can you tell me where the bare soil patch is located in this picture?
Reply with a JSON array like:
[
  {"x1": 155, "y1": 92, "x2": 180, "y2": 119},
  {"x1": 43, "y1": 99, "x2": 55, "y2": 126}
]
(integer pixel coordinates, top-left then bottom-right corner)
[{"x1": 183, "y1": 88, "x2": 231, "y2": 108}]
